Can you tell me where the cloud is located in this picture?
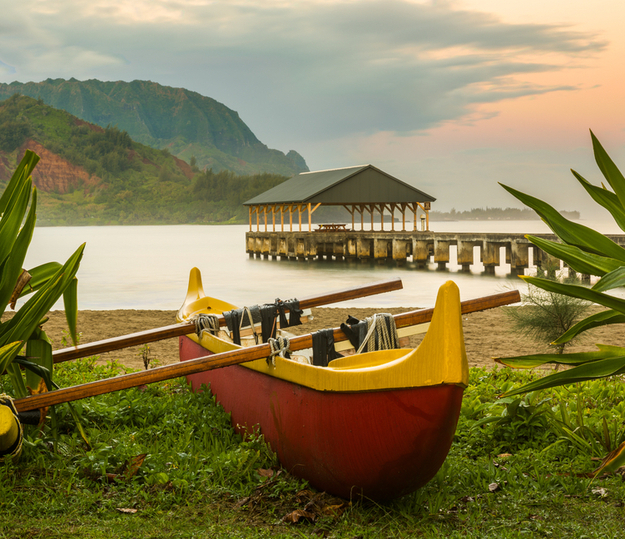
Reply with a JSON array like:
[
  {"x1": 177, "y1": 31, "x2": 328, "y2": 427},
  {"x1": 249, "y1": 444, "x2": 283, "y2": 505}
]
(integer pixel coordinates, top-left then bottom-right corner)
[{"x1": 0, "y1": 0, "x2": 607, "y2": 146}]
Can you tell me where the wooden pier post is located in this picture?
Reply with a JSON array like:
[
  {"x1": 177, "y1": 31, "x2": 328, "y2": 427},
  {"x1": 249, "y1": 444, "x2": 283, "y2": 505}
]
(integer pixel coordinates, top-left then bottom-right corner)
[
  {"x1": 456, "y1": 240, "x2": 475, "y2": 272},
  {"x1": 510, "y1": 241, "x2": 529, "y2": 276},
  {"x1": 392, "y1": 239, "x2": 408, "y2": 266},
  {"x1": 434, "y1": 240, "x2": 450, "y2": 270},
  {"x1": 412, "y1": 239, "x2": 430, "y2": 268},
  {"x1": 482, "y1": 242, "x2": 500, "y2": 274}
]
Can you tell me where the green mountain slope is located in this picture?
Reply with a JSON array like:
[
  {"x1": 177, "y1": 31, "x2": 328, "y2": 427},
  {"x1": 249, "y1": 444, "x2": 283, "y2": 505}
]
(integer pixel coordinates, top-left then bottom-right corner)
[
  {"x1": 0, "y1": 95, "x2": 288, "y2": 225},
  {"x1": 0, "y1": 78, "x2": 308, "y2": 176}
]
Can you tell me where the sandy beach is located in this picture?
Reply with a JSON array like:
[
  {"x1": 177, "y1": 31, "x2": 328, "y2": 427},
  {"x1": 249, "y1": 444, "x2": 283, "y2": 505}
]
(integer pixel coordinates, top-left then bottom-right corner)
[{"x1": 14, "y1": 304, "x2": 622, "y2": 372}]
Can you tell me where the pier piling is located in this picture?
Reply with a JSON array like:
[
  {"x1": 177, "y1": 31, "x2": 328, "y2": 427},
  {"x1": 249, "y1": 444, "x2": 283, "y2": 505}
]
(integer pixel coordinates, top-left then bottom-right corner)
[{"x1": 246, "y1": 230, "x2": 625, "y2": 278}]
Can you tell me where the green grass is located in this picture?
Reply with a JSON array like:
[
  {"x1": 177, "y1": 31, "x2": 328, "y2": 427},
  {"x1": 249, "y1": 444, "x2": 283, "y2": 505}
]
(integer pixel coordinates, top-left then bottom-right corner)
[{"x1": 2, "y1": 361, "x2": 625, "y2": 538}]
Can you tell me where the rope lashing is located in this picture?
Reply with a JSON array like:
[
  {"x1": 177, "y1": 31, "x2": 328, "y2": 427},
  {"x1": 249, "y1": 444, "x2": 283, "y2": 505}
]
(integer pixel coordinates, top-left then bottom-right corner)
[
  {"x1": 242, "y1": 307, "x2": 260, "y2": 344},
  {"x1": 193, "y1": 314, "x2": 221, "y2": 339},
  {"x1": 356, "y1": 313, "x2": 400, "y2": 354},
  {"x1": 267, "y1": 336, "x2": 291, "y2": 366},
  {"x1": 0, "y1": 394, "x2": 23, "y2": 461},
  {"x1": 223, "y1": 306, "x2": 262, "y2": 345}
]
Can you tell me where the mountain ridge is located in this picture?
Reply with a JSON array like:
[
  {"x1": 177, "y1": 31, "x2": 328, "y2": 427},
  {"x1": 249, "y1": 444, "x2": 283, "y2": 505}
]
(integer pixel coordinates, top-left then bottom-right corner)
[
  {"x1": 0, "y1": 94, "x2": 289, "y2": 225},
  {"x1": 0, "y1": 78, "x2": 308, "y2": 177}
]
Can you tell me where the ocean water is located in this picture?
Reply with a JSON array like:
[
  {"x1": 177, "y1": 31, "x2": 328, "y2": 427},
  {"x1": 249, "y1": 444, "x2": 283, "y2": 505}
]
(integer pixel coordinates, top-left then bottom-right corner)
[{"x1": 20, "y1": 219, "x2": 623, "y2": 311}]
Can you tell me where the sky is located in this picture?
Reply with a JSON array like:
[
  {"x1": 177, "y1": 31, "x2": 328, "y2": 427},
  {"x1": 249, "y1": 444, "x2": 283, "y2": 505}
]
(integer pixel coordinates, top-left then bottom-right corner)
[{"x1": 1, "y1": 0, "x2": 624, "y2": 219}]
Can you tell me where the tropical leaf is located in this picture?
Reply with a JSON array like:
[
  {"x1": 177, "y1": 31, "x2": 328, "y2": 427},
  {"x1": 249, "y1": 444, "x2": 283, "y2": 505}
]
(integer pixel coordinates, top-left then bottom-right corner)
[
  {"x1": 0, "y1": 150, "x2": 39, "y2": 216},
  {"x1": 526, "y1": 235, "x2": 621, "y2": 277},
  {"x1": 572, "y1": 170, "x2": 625, "y2": 233},
  {"x1": 591, "y1": 130, "x2": 625, "y2": 210},
  {"x1": 501, "y1": 355, "x2": 625, "y2": 396},
  {"x1": 0, "y1": 178, "x2": 32, "y2": 268},
  {"x1": 63, "y1": 277, "x2": 79, "y2": 346},
  {"x1": 553, "y1": 310, "x2": 625, "y2": 344},
  {"x1": 495, "y1": 345, "x2": 625, "y2": 369},
  {"x1": 0, "y1": 341, "x2": 25, "y2": 377},
  {"x1": 592, "y1": 266, "x2": 625, "y2": 292},
  {"x1": 5, "y1": 363, "x2": 28, "y2": 398},
  {"x1": 20, "y1": 262, "x2": 64, "y2": 296},
  {"x1": 0, "y1": 243, "x2": 85, "y2": 349},
  {"x1": 0, "y1": 187, "x2": 37, "y2": 314},
  {"x1": 500, "y1": 183, "x2": 625, "y2": 262},
  {"x1": 521, "y1": 276, "x2": 625, "y2": 314},
  {"x1": 24, "y1": 328, "x2": 53, "y2": 394}
]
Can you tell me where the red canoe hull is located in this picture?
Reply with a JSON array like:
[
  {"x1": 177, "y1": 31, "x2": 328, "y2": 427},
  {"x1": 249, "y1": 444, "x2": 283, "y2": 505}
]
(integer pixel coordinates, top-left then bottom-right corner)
[{"x1": 180, "y1": 336, "x2": 463, "y2": 501}]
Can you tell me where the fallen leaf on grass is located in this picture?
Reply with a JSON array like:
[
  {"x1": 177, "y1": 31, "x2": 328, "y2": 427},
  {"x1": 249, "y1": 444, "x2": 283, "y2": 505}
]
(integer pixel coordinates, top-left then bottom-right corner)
[
  {"x1": 592, "y1": 441, "x2": 625, "y2": 477},
  {"x1": 283, "y1": 489, "x2": 349, "y2": 523},
  {"x1": 488, "y1": 483, "x2": 500, "y2": 492},
  {"x1": 106, "y1": 454, "x2": 147, "y2": 483},
  {"x1": 282, "y1": 509, "x2": 317, "y2": 523},
  {"x1": 116, "y1": 508, "x2": 137, "y2": 514}
]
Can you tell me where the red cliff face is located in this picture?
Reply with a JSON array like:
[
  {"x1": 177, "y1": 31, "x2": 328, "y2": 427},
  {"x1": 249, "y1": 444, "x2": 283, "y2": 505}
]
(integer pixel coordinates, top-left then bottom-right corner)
[
  {"x1": 171, "y1": 155, "x2": 195, "y2": 180},
  {"x1": 18, "y1": 140, "x2": 100, "y2": 194}
]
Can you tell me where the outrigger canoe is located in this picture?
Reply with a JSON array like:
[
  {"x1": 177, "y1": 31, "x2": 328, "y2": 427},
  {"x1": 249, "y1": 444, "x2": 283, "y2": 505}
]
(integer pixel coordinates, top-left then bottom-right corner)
[{"x1": 178, "y1": 268, "x2": 469, "y2": 501}]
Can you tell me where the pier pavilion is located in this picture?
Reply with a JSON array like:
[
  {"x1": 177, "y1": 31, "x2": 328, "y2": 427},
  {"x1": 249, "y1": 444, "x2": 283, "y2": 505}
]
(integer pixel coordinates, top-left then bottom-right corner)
[
  {"x1": 243, "y1": 165, "x2": 625, "y2": 275},
  {"x1": 244, "y1": 164, "x2": 436, "y2": 233}
]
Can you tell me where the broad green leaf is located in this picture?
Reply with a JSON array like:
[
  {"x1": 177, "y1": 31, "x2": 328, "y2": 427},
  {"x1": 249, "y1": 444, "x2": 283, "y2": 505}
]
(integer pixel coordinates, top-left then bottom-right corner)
[
  {"x1": 1, "y1": 244, "x2": 85, "y2": 350},
  {"x1": 592, "y1": 266, "x2": 625, "y2": 292},
  {"x1": 521, "y1": 275, "x2": 625, "y2": 314},
  {"x1": 500, "y1": 183, "x2": 625, "y2": 262},
  {"x1": 501, "y1": 355, "x2": 625, "y2": 396},
  {"x1": 591, "y1": 130, "x2": 625, "y2": 209},
  {"x1": 0, "y1": 179, "x2": 32, "y2": 267},
  {"x1": 495, "y1": 345, "x2": 625, "y2": 369},
  {"x1": 526, "y1": 235, "x2": 621, "y2": 277},
  {"x1": 6, "y1": 363, "x2": 28, "y2": 398},
  {"x1": 63, "y1": 277, "x2": 79, "y2": 346},
  {"x1": 0, "y1": 187, "x2": 38, "y2": 314},
  {"x1": 0, "y1": 341, "x2": 24, "y2": 376},
  {"x1": 572, "y1": 170, "x2": 625, "y2": 232},
  {"x1": 0, "y1": 150, "x2": 39, "y2": 216},
  {"x1": 24, "y1": 328, "x2": 53, "y2": 393},
  {"x1": 553, "y1": 310, "x2": 625, "y2": 344},
  {"x1": 20, "y1": 262, "x2": 63, "y2": 296}
]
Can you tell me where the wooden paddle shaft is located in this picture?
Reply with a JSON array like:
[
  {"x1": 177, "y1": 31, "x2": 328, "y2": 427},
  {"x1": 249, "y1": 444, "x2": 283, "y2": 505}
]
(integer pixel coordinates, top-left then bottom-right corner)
[
  {"x1": 52, "y1": 277, "x2": 403, "y2": 363},
  {"x1": 14, "y1": 289, "x2": 519, "y2": 412}
]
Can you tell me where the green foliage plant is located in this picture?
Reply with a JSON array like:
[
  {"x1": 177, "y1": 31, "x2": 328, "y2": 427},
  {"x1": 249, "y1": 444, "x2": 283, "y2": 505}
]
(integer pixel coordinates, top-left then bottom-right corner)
[
  {"x1": 497, "y1": 131, "x2": 625, "y2": 390},
  {"x1": 505, "y1": 277, "x2": 590, "y2": 355},
  {"x1": 0, "y1": 150, "x2": 84, "y2": 398},
  {"x1": 497, "y1": 131, "x2": 625, "y2": 473}
]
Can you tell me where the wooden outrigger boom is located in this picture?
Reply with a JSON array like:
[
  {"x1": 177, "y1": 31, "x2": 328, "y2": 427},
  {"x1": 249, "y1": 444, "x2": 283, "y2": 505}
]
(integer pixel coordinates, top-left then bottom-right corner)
[
  {"x1": 13, "y1": 289, "x2": 520, "y2": 413},
  {"x1": 51, "y1": 278, "x2": 404, "y2": 364}
]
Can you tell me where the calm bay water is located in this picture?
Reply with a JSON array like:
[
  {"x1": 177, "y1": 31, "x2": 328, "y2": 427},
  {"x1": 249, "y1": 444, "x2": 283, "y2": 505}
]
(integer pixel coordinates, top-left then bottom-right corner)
[{"x1": 22, "y1": 219, "x2": 622, "y2": 311}]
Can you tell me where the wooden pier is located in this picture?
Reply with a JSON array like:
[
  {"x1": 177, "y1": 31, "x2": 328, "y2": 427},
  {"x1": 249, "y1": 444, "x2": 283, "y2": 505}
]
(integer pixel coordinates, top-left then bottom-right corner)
[{"x1": 246, "y1": 230, "x2": 625, "y2": 276}]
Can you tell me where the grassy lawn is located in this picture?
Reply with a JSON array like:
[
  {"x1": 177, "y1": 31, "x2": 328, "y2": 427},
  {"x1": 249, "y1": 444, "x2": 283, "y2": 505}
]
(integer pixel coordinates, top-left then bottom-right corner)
[{"x1": 2, "y1": 359, "x2": 625, "y2": 538}]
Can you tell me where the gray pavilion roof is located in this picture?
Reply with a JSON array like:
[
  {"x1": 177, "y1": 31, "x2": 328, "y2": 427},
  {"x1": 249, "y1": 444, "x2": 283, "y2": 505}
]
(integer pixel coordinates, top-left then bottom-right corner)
[{"x1": 244, "y1": 164, "x2": 436, "y2": 206}]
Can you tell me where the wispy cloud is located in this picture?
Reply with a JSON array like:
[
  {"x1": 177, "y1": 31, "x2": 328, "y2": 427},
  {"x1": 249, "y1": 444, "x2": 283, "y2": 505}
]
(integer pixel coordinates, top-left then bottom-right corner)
[{"x1": 0, "y1": 0, "x2": 607, "y2": 143}]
